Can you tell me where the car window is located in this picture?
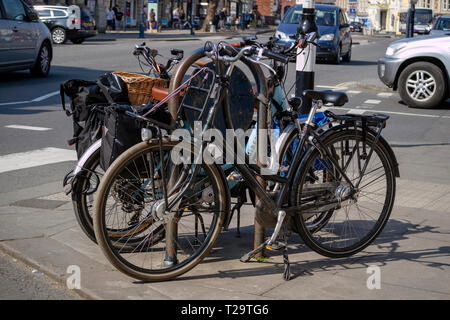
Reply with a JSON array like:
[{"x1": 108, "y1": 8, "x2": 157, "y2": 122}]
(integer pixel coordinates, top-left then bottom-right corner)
[
  {"x1": 1, "y1": 0, "x2": 26, "y2": 21},
  {"x1": 316, "y1": 9, "x2": 336, "y2": 26},
  {"x1": 52, "y1": 9, "x2": 67, "y2": 17},
  {"x1": 283, "y1": 6, "x2": 337, "y2": 26},
  {"x1": 434, "y1": 18, "x2": 450, "y2": 30},
  {"x1": 339, "y1": 10, "x2": 346, "y2": 25},
  {"x1": 36, "y1": 9, "x2": 51, "y2": 17}
]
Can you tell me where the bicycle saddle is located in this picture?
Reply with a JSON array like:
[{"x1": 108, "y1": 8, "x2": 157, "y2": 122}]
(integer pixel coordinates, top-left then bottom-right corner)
[{"x1": 303, "y1": 89, "x2": 348, "y2": 106}]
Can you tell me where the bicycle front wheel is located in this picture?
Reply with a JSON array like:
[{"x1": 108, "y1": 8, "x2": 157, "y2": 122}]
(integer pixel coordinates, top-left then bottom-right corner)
[
  {"x1": 93, "y1": 139, "x2": 229, "y2": 281},
  {"x1": 290, "y1": 129, "x2": 396, "y2": 258}
]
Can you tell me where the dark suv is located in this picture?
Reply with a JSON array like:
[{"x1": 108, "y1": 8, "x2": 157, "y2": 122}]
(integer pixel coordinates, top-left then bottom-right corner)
[{"x1": 34, "y1": 5, "x2": 96, "y2": 44}]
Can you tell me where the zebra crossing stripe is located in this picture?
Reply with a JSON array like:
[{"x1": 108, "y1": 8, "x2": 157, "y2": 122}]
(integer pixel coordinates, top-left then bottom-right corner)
[{"x1": 0, "y1": 148, "x2": 76, "y2": 174}]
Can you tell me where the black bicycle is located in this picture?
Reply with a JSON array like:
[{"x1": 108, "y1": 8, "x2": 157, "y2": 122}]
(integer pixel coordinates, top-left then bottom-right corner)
[{"x1": 92, "y1": 32, "x2": 399, "y2": 281}]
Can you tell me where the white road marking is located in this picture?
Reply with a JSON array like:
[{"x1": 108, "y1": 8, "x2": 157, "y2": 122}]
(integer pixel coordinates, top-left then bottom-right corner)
[
  {"x1": 355, "y1": 105, "x2": 373, "y2": 109},
  {"x1": 5, "y1": 125, "x2": 52, "y2": 131},
  {"x1": 363, "y1": 99, "x2": 381, "y2": 104},
  {"x1": 0, "y1": 148, "x2": 76, "y2": 174},
  {"x1": 364, "y1": 99, "x2": 382, "y2": 104},
  {"x1": 31, "y1": 91, "x2": 60, "y2": 102},
  {"x1": 0, "y1": 90, "x2": 60, "y2": 106},
  {"x1": 346, "y1": 90, "x2": 361, "y2": 95},
  {"x1": 0, "y1": 101, "x2": 29, "y2": 107},
  {"x1": 323, "y1": 106, "x2": 450, "y2": 119},
  {"x1": 316, "y1": 85, "x2": 348, "y2": 90},
  {"x1": 347, "y1": 109, "x2": 367, "y2": 115},
  {"x1": 377, "y1": 92, "x2": 393, "y2": 98}
]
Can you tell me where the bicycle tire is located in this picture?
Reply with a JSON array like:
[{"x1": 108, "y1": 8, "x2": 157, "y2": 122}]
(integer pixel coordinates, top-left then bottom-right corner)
[
  {"x1": 93, "y1": 139, "x2": 229, "y2": 281},
  {"x1": 290, "y1": 129, "x2": 396, "y2": 258}
]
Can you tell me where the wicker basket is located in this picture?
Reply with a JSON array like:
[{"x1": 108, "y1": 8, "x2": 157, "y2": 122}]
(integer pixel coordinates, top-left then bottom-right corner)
[{"x1": 113, "y1": 71, "x2": 167, "y2": 106}]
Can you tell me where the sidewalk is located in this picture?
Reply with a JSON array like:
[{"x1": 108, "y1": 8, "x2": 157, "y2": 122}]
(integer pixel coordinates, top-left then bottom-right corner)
[
  {"x1": 87, "y1": 27, "x2": 276, "y2": 42},
  {"x1": 0, "y1": 177, "x2": 449, "y2": 299}
]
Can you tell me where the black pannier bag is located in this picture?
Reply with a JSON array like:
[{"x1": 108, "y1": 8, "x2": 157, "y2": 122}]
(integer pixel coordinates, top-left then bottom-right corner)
[
  {"x1": 60, "y1": 72, "x2": 130, "y2": 158},
  {"x1": 99, "y1": 102, "x2": 175, "y2": 173},
  {"x1": 99, "y1": 105, "x2": 143, "y2": 171}
]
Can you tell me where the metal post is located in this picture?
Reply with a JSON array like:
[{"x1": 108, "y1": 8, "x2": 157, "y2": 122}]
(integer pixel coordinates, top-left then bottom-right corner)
[
  {"x1": 190, "y1": 0, "x2": 195, "y2": 35},
  {"x1": 406, "y1": 1, "x2": 416, "y2": 38},
  {"x1": 254, "y1": 176, "x2": 266, "y2": 259},
  {"x1": 295, "y1": 0, "x2": 318, "y2": 115}
]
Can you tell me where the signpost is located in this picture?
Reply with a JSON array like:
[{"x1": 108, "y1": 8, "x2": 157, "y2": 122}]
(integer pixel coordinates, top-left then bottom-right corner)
[
  {"x1": 295, "y1": 0, "x2": 318, "y2": 114},
  {"x1": 406, "y1": 0, "x2": 418, "y2": 38}
]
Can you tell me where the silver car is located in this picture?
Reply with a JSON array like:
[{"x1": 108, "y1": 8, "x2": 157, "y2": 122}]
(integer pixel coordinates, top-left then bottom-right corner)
[
  {"x1": 430, "y1": 15, "x2": 450, "y2": 36},
  {"x1": 0, "y1": 0, "x2": 53, "y2": 76},
  {"x1": 378, "y1": 35, "x2": 450, "y2": 109}
]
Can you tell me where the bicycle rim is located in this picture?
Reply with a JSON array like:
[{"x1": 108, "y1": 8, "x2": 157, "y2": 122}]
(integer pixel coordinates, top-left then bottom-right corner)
[
  {"x1": 94, "y1": 140, "x2": 228, "y2": 281},
  {"x1": 291, "y1": 129, "x2": 395, "y2": 257}
]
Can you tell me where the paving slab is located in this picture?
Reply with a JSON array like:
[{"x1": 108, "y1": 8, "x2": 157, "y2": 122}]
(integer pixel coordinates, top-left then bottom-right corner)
[{"x1": 0, "y1": 176, "x2": 449, "y2": 299}]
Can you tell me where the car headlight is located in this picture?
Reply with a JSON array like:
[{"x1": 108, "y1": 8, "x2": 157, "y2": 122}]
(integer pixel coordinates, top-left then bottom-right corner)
[
  {"x1": 319, "y1": 33, "x2": 334, "y2": 41},
  {"x1": 275, "y1": 30, "x2": 287, "y2": 39},
  {"x1": 385, "y1": 43, "x2": 407, "y2": 56}
]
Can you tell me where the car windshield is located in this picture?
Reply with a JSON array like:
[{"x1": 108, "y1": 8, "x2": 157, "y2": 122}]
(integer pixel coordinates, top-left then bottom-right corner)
[
  {"x1": 283, "y1": 6, "x2": 337, "y2": 26},
  {"x1": 434, "y1": 18, "x2": 450, "y2": 31},
  {"x1": 414, "y1": 11, "x2": 432, "y2": 25}
]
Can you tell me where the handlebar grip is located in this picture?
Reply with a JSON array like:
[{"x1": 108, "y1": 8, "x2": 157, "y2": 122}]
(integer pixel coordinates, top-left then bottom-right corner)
[
  {"x1": 262, "y1": 49, "x2": 289, "y2": 64},
  {"x1": 220, "y1": 44, "x2": 239, "y2": 57}
]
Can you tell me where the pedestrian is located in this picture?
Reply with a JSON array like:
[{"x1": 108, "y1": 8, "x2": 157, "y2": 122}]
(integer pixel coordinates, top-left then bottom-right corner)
[
  {"x1": 149, "y1": 8, "x2": 156, "y2": 31},
  {"x1": 172, "y1": 7, "x2": 180, "y2": 28},
  {"x1": 115, "y1": 6, "x2": 124, "y2": 31},
  {"x1": 112, "y1": 6, "x2": 117, "y2": 30},
  {"x1": 106, "y1": 7, "x2": 115, "y2": 31},
  {"x1": 212, "y1": 12, "x2": 219, "y2": 32},
  {"x1": 141, "y1": 5, "x2": 148, "y2": 31},
  {"x1": 219, "y1": 8, "x2": 226, "y2": 31}
]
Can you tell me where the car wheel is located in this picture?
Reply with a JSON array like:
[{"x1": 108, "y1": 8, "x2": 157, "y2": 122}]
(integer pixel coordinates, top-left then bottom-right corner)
[
  {"x1": 398, "y1": 61, "x2": 446, "y2": 109},
  {"x1": 71, "y1": 38, "x2": 85, "y2": 44},
  {"x1": 332, "y1": 45, "x2": 341, "y2": 64},
  {"x1": 342, "y1": 43, "x2": 351, "y2": 62},
  {"x1": 30, "y1": 42, "x2": 51, "y2": 77},
  {"x1": 51, "y1": 27, "x2": 67, "y2": 44}
]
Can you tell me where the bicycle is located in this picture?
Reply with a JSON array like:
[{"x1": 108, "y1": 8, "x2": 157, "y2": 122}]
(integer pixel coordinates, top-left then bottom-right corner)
[
  {"x1": 92, "y1": 32, "x2": 399, "y2": 281},
  {"x1": 63, "y1": 44, "x2": 183, "y2": 243}
]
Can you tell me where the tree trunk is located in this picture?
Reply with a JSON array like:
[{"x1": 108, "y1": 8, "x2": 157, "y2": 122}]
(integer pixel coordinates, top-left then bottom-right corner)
[
  {"x1": 199, "y1": 0, "x2": 219, "y2": 32},
  {"x1": 96, "y1": 0, "x2": 107, "y2": 33},
  {"x1": 136, "y1": 0, "x2": 142, "y2": 28}
]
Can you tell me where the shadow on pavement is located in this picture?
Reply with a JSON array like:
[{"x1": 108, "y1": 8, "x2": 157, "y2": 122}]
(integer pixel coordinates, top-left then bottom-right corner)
[{"x1": 137, "y1": 218, "x2": 450, "y2": 282}]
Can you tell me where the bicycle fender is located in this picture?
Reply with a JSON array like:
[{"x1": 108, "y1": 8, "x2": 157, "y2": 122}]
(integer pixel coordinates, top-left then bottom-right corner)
[{"x1": 73, "y1": 139, "x2": 102, "y2": 176}]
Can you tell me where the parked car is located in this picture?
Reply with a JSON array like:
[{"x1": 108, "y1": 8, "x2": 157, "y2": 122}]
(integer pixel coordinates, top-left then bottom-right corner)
[
  {"x1": 378, "y1": 35, "x2": 450, "y2": 109},
  {"x1": 350, "y1": 21, "x2": 362, "y2": 32},
  {"x1": 275, "y1": 4, "x2": 352, "y2": 64},
  {"x1": 0, "y1": 0, "x2": 52, "y2": 76},
  {"x1": 430, "y1": 15, "x2": 450, "y2": 36},
  {"x1": 34, "y1": 5, "x2": 96, "y2": 44}
]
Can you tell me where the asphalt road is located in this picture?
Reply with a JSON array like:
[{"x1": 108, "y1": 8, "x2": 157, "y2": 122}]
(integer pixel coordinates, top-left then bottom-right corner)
[
  {"x1": 0, "y1": 251, "x2": 80, "y2": 300},
  {"x1": 0, "y1": 34, "x2": 449, "y2": 298}
]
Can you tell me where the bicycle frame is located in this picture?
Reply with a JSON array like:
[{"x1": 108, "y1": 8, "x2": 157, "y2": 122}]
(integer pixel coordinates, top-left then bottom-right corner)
[{"x1": 165, "y1": 56, "x2": 386, "y2": 222}]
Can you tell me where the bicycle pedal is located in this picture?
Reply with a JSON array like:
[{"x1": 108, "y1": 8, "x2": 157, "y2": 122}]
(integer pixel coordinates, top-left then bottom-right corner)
[{"x1": 265, "y1": 241, "x2": 285, "y2": 251}]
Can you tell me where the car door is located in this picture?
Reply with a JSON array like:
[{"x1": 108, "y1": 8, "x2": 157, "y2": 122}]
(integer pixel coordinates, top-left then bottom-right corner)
[
  {"x1": 0, "y1": 0, "x2": 36, "y2": 64},
  {"x1": 0, "y1": 3, "x2": 15, "y2": 66},
  {"x1": 339, "y1": 9, "x2": 350, "y2": 53}
]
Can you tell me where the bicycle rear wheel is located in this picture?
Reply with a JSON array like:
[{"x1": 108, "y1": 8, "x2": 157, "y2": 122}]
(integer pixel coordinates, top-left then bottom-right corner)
[
  {"x1": 93, "y1": 139, "x2": 229, "y2": 281},
  {"x1": 290, "y1": 129, "x2": 396, "y2": 258}
]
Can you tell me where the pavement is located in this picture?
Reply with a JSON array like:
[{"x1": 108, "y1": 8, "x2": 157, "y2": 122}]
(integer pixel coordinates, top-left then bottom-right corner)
[
  {"x1": 86, "y1": 27, "x2": 276, "y2": 42},
  {"x1": 0, "y1": 174, "x2": 449, "y2": 300}
]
